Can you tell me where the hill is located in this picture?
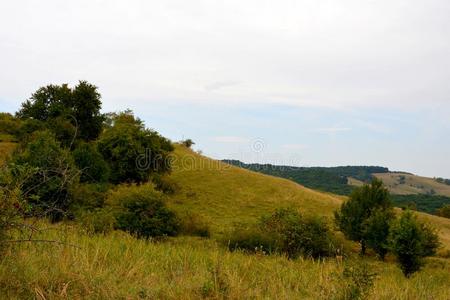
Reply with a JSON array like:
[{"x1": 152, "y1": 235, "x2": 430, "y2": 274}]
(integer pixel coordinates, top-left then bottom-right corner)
[{"x1": 223, "y1": 160, "x2": 450, "y2": 215}]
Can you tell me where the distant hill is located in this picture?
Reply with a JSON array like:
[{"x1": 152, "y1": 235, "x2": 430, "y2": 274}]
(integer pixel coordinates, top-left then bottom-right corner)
[{"x1": 222, "y1": 159, "x2": 450, "y2": 215}]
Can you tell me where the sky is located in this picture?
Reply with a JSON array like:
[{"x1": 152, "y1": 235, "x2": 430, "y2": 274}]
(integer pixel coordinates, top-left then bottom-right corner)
[{"x1": 1, "y1": 0, "x2": 449, "y2": 178}]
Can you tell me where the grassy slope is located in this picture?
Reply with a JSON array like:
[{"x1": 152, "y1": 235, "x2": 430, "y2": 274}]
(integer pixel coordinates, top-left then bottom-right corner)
[
  {"x1": 167, "y1": 145, "x2": 343, "y2": 234},
  {"x1": 0, "y1": 141, "x2": 16, "y2": 165},
  {"x1": 373, "y1": 173, "x2": 450, "y2": 197},
  {"x1": 2, "y1": 144, "x2": 450, "y2": 298}
]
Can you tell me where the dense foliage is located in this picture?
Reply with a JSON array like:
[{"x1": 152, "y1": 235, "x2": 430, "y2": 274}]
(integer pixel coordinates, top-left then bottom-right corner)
[
  {"x1": 12, "y1": 130, "x2": 79, "y2": 221},
  {"x1": 17, "y1": 81, "x2": 104, "y2": 143},
  {"x1": 391, "y1": 194, "x2": 450, "y2": 215},
  {"x1": 107, "y1": 185, "x2": 180, "y2": 238},
  {"x1": 98, "y1": 111, "x2": 173, "y2": 184}
]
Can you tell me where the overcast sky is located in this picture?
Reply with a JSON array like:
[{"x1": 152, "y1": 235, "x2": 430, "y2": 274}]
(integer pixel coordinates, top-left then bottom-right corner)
[{"x1": 1, "y1": 0, "x2": 449, "y2": 177}]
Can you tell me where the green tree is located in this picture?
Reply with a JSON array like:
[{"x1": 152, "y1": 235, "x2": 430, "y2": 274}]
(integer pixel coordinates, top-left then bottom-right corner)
[
  {"x1": 335, "y1": 179, "x2": 392, "y2": 255},
  {"x1": 97, "y1": 111, "x2": 173, "y2": 184},
  {"x1": 389, "y1": 211, "x2": 439, "y2": 277},
  {"x1": 363, "y1": 209, "x2": 394, "y2": 260},
  {"x1": 17, "y1": 81, "x2": 104, "y2": 143}
]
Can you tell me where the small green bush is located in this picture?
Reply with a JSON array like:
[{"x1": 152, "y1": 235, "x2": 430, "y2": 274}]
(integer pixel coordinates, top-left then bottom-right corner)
[{"x1": 107, "y1": 184, "x2": 180, "y2": 239}]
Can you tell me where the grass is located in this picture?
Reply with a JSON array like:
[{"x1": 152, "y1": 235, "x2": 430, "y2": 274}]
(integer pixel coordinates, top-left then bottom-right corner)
[
  {"x1": 167, "y1": 145, "x2": 344, "y2": 235},
  {"x1": 1, "y1": 144, "x2": 450, "y2": 298},
  {"x1": 1, "y1": 221, "x2": 450, "y2": 299},
  {"x1": 0, "y1": 141, "x2": 16, "y2": 166}
]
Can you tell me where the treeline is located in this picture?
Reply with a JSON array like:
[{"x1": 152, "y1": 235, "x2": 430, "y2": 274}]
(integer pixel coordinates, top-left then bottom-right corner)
[
  {"x1": 392, "y1": 194, "x2": 450, "y2": 215},
  {"x1": 223, "y1": 160, "x2": 388, "y2": 195}
]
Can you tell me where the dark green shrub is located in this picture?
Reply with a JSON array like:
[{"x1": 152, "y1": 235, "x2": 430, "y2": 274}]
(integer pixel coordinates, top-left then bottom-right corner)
[
  {"x1": 69, "y1": 183, "x2": 110, "y2": 212},
  {"x1": 262, "y1": 208, "x2": 334, "y2": 258},
  {"x1": 180, "y1": 139, "x2": 195, "y2": 148},
  {"x1": 363, "y1": 209, "x2": 394, "y2": 260},
  {"x1": 72, "y1": 142, "x2": 110, "y2": 183},
  {"x1": 107, "y1": 184, "x2": 179, "y2": 238},
  {"x1": 12, "y1": 130, "x2": 79, "y2": 221},
  {"x1": 437, "y1": 204, "x2": 450, "y2": 218},
  {"x1": 179, "y1": 212, "x2": 210, "y2": 238},
  {"x1": 97, "y1": 111, "x2": 173, "y2": 184},
  {"x1": 335, "y1": 179, "x2": 392, "y2": 255},
  {"x1": 389, "y1": 211, "x2": 440, "y2": 277}
]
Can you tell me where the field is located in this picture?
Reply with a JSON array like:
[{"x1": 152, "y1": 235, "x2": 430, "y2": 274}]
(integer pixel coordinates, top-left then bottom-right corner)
[
  {"x1": 2, "y1": 222, "x2": 450, "y2": 300},
  {"x1": 2, "y1": 144, "x2": 450, "y2": 298}
]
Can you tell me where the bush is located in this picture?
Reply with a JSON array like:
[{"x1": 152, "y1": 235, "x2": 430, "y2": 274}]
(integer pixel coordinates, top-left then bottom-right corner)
[
  {"x1": 389, "y1": 211, "x2": 440, "y2": 277},
  {"x1": 342, "y1": 260, "x2": 377, "y2": 300},
  {"x1": 437, "y1": 204, "x2": 450, "y2": 218},
  {"x1": 97, "y1": 111, "x2": 173, "y2": 184},
  {"x1": 12, "y1": 130, "x2": 79, "y2": 221},
  {"x1": 363, "y1": 209, "x2": 394, "y2": 260},
  {"x1": 225, "y1": 208, "x2": 335, "y2": 259},
  {"x1": 107, "y1": 184, "x2": 179, "y2": 239},
  {"x1": 179, "y1": 212, "x2": 210, "y2": 238},
  {"x1": 69, "y1": 183, "x2": 110, "y2": 213},
  {"x1": 72, "y1": 142, "x2": 110, "y2": 183},
  {"x1": 262, "y1": 208, "x2": 334, "y2": 258},
  {"x1": 180, "y1": 139, "x2": 195, "y2": 148}
]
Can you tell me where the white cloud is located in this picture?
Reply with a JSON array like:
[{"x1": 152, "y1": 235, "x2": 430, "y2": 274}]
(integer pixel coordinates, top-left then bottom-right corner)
[{"x1": 312, "y1": 127, "x2": 352, "y2": 133}]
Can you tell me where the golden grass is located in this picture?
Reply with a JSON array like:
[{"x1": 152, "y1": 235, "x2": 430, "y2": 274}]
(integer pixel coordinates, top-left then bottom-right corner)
[
  {"x1": 167, "y1": 145, "x2": 343, "y2": 235},
  {"x1": 374, "y1": 172, "x2": 450, "y2": 197},
  {"x1": 0, "y1": 141, "x2": 16, "y2": 166},
  {"x1": 1, "y1": 222, "x2": 450, "y2": 299}
]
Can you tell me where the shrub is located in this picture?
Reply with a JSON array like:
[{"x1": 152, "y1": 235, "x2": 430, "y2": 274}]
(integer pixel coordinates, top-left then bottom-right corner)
[
  {"x1": 179, "y1": 212, "x2": 210, "y2": 238},
  {"x1": 226, "y1": 208, "x2": 335, "y2": 258},
  {"x1": 389, "y1": 211, "x2": 440, "y2": 277},
  {"x1": 97, "y1": 111, "x2": 173, "y2": 184},
  {"x1": 180, "y1": 139, "x2": 195, "y2": 148},
  {"x1": 69, "y1": 183, "x2": 110, "y2": 212},
  {"x1": 107, "y1": 184, "x2": 179, "y2": 238},
  {"x1": 262, "y1": 208, "x2": 334, "y2": 258},
  {"x1": 335, "y1": 179, "x2": 392, "y2": 255},
  {"x1": 72, "y1": 142, "x2": 110, "y2": 183},
  {"x1": 12, "y1": 130, "x2": 79, "y2": 221},
  {"x1": 363, "y1": 209, "x2": 394, "y2": 260}
]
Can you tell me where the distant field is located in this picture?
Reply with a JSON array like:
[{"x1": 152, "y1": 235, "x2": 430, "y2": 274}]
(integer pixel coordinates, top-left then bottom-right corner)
[{"x1": 373, "y1": 172, "x2": 450, "y2": 197}]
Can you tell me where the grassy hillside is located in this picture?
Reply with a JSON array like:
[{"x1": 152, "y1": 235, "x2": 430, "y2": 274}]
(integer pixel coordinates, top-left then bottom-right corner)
[
  {"x1": 168, "y1": 146, "x2": 343, "y2": 234},
  {"x1": 373, "y1": 172, "x2": 450, "y2": 197},
  {"x1": 168, "y1": 146, "x2": 450, "y2": 252},
  {"x1": 0, "y1": 141, "x2": 16, "y2": 165},
  {"x1": 2, "y1": 144, "x2": 450, "y2": 298}
]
